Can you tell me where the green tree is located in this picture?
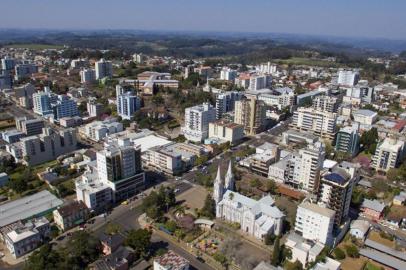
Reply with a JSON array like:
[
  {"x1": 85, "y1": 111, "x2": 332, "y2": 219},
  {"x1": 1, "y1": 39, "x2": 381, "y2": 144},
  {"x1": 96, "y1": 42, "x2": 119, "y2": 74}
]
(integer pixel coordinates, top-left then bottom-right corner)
[
  {"x1": 333, "y1": 247, "x2": 346, "y2": 260},
  {"x1": 165, "y1": 220, "x2": 178, "y2": 232},
  {"x1": 125, "y1": 229, "x2": 152, "y2": 258},
  {"x1": 264, "y1": 233, "x2": 276, "y2": 245},
  {"x1": 105, "y1": 222, "x2": 121, "y2": 235},
  {"x1": 24, "y1": 244, "x2": 63, "y2": 270},
  {"x1": 250, "y1": 178, "x2": 262, "y2": 188},
  {"x1": 64, "y1": 231, "x2": 101, "y2": 268},
  {"x1": 266, "y1": 180, "x2": 278, "y2": 194},
  {"x1": 360, "y1": 128, "x2": 378, "y2": 154},
  {"x1": 213, "y1": 252, "x2": 228, "y2": 266},
  {"x1": 284, "y1": 260, "x2": 303, "y2": 270},
  {"x1": 271, "y1": 237, "x2": 281, "y2": 266},
  {"x1": 345, "y1": 244, "x2": 359, "y2": 258},
  {"x1": 200, "y1": 194, "x2": 216, "y2": 219}
]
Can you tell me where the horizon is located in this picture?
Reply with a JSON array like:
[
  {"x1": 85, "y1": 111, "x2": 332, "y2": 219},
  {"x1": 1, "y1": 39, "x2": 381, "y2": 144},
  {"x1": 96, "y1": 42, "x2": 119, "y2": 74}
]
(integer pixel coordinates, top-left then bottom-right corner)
[{"x1": 2, "y1": 0, "x2": 406, "y2": 40}]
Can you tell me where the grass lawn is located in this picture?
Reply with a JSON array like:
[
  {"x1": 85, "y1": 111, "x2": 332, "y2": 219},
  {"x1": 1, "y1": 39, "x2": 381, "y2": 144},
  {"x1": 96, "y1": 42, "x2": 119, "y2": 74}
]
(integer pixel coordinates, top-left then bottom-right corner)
[
  {"x1": 368, "y1": 231, "x2": 396, "y2": 248},
  {"x1": 364, "y1": 262, "x2": 383, "y2": 270},
  {"x1": 4, "y1": 43, "x2": 64, "y2": 50}
]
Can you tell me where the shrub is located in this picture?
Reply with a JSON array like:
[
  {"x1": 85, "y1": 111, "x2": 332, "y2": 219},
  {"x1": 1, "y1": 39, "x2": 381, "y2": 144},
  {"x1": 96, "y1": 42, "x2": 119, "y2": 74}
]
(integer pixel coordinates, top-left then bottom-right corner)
[
  {"x1": 333, "y1": 247, "x2": 346, "y2": 260},
  {"x1": 345, "y1": 244, "x2": 359, "y2": 258}
]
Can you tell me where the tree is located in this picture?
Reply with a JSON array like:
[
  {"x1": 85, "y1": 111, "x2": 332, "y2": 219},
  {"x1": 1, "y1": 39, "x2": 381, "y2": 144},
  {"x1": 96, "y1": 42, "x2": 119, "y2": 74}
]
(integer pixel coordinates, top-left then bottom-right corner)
[
  {"x1": 165, "y1": 220, "x2": 178, "y2": 233},
  {"x1": 360, "y1": 128, "x2": 378, "y2": 154},
  {"x1": 264, "y1": 233, "x2": 276, "y2": 245},
  {"x1": 24, "y1": 244, "x2": 63, "y2": 270},
  {"x1": 125, "y1": 229, "x2": 152, "y2": 258},
  {"x1": 200, "y1": 194, "x2": 216, "y2": 219},
  {"x1": 266, "y1": 180, "x2": 278, "y2": 194},
  {"x1": 284, "y1": 260, "x2": 303, "y2": 270},
  {"x1": 345, "y1": 244, "x2": 359, "y2": 258},
  {"x1": 213, "y1": 252, "x2": 228, "y2": 266},
  {"x1": 271, "y1": 237, "x2": 281, "y2": 266},
  {"x1": 333, "y1": 247, "x2": 346, "y2": 260},
  {"x1": 64, "y1": 231, "x2": 101, "y2": 268},
  {"x1": 250, "y1": 178, "x2": 262, "y2": 188}
]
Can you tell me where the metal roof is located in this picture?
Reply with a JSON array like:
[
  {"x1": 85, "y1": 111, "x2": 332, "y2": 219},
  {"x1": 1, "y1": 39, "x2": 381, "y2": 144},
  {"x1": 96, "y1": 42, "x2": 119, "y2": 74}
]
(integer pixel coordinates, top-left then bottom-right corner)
[
  {"x1": 364, "y1": 239, "x2": 406, "y2": 261},
  {"x1": 0, "y1": 190, "x2": 63, "y2": 227},
  {"x1": 359, "y1": 248, "x2": 406, "y2": 270}
]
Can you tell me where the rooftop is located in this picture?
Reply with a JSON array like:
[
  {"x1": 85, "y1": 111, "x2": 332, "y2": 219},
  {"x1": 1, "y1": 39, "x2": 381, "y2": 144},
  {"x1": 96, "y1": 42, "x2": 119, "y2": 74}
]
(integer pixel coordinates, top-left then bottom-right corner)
[
  {"x1": 361, "y1": 199, "x2": 385, "y2": 213},
  {"x1": 353, "y1": 109, "x2": 377, "y2": 117},
  {"x1": 0, "y1": 190, "x2": 63, "y2": 227},
  {"x1": 299, "y1": 201, "x2": 336, "y2": 218}
]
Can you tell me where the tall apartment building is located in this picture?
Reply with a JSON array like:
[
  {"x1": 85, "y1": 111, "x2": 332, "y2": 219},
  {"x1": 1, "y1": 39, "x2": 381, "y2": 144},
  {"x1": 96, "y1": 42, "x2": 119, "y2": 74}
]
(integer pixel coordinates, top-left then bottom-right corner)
[
  {"x1": 234, "y1": 97, "x2": 267, "y2": 135},
  {"x1": 182, "y1": 103, "x2": 216, "y2": 142},
  {"x1": 15, "y1": 117, "x2": 44, "y2": 136},
  {"x1": 81, "y1": 119, "x2": 123, "y2": 142},
  {"x1": 318, "y1": 162, "x2": 358, "y2": 226},
  {"x1": 372, "y1": 137, "x2": 405, "y2": 172},
  {"x1": 8, "y1": 127, "x2": 77, "y2": 166},
  {"x1": 215, "y1": 91, "x2": 244, "y2": 119},
  {"x1": 116, "y1": 91, "x2": 141, "y2": 120},
  {"x1": 97, "y1": 138, "x2": 145, "y2": 202},
  {"x1": 291, "y1": 107, "x2": 337, "y2": 140},
  {"x1": 289, "y1": 141, "x2": 325, "y2": 193},
  {"x1": 95, "y1": 59, "x2": 113, "y2": 80},
  {"x1": 344, "y1": 85, "x2": 374, "y2": 105},
  {"x1": 80, "y1": 68, "x2": 96, "y2": 84},
  {"x1": 337, "y1": 69, "x2": 360, "y2": 86},
  {"x1": 295, "y1": 201, "x2": 335, "y2": 246},
  {"x1": 0, "y1": 70, "x2": 13, "y2": 90},
  {"x1": 87, "y1": 99, "x2": 103, "y2": 117},
  {"x1": 220, "y1": 67, "x2": 237, "y2": 81},
  {"x1": 33, "y1": 88, "x2": 78, "y2": 120},
  {"x1": 312, "y1": 96, "x2": 339, "y2": 113},
  {"x1": 249, "y1": 74, "x2": 272, "y2": 91},
  {"x1": 70, "y1": 59, "x2": 88, "y2": 69},
  {"x1": 1, "y1": 56, "x2": 15, "y2": 71},
  {"x1": 256, "y1": 62, "x2": 277, "y2": 74},
  {"x1": 14, "y1": 63, "x2": 38, "y2": 81},
  {"x1": 335, "y1": 123, "x2": 360, "y2": 157}
]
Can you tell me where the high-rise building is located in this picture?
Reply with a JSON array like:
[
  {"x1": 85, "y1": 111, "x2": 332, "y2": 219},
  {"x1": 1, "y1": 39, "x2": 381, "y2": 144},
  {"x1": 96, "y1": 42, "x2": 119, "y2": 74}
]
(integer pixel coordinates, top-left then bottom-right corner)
[
  {"x1": 215, "y1": 91, "x2": 244, "y2": 119},
  {"x1": 234, "y1": 97, "x2": 267, "y2": 135},
  {"x1": 80, "y1": 68, "x2": 96, "y2": 84},
  {"x1": 116, "y1": 92, "x2": 141, "y2": 120},
  {"x1": 95, "y1": 59, "x2": 113, "y2": 80},
  {"x1": 208, "y1": 120, "x2": 244, "y2": 145},
  {"x1": 8, "y1": 128, "x2": 77, "y2": 166},
  {"x1": 87, "y1": 99, "x2": 103, "y2": 117},
  {"x1": 256, "y1": 62, "x2": 277, "y2": 75},
  {"x1": 182, "y1": 103, "x2": 216, "y2": 142},
  {"x1": 295, "y1": 201, "x2": 335, "y2": 246},
  {"x1": 96, "y1": 138, "x2": 145, "y2": 201},
  {"x1": 15, "y1": 117, "x2": 44, "y2": 136},
  {"x1": 337, "y1": 69, "x2": 360, "y2": 86},
  {"x1": 289, "y1": 141, "x2": 325, "y2": 193},
  {"x1": 257, "y1": 87, "x2": 296, "y2": 110},
  {"x1": 14, "y1": 63, "x2": 38, "y2": 81},
  {"x1": 70, "y1": 59, "x2": 88, "y2": 69},
  {"x1": 220, "y1": 67, "x2": 237, "y2": 81},
  {"x1": 372, "y1": 137, "x2": 405, "y2": 172},
  {"x1": 291, "y1": 107, "x2": 337, "y2": 140},
  {"x1": 1, "y1": 56, "x2": 15, "y2": 71},
  {"x1": 335, "y1": 123, "x2": 360, "y2": 157},
  {"x1": 312, "y1": 96, "x2": 339, "y2": 113},
  {"x1": 318, "y1": 162, "x2": 359, "y2": 226},
  {"x1": 33, "y1": 88, "x2": 78, "y2": 120},
  {"x1": 0, "y1": 70, "x2": 13, "y2": 90},
  {"x1": 249, "y1": 74, "x2": 272, "y2": 91}
]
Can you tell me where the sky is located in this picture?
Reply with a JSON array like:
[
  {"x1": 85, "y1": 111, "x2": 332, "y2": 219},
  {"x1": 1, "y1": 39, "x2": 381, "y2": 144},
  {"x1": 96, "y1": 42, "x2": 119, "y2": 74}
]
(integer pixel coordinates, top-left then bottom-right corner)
[{"x1": 2, "y1": 0, "x2": 406, "y2": 40}]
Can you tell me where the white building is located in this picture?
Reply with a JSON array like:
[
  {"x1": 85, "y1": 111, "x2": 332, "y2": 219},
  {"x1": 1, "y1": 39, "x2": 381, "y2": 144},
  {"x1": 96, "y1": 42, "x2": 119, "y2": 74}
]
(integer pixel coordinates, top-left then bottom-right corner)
[
  {"x1": 215, "y1": 91, "x2": 244, "y2": 119},
  {"x1": 215, "y1": 162, "x2": 284, "y2": 240},
  {"x1": 312, "y1": 96, "x2": 339, "y2": 113},
  {"x1": 285, "y1": 233, "x2": 325, "y2": 267},
  {"x1": 249, "y1": 74, "x2": 272, "y2": 91},
  {"x1": 76, "y1": 137, "x2": 145, "y2": 210},
  {"x1": 352, "y1": 109, "x2": 378, "y2": 126},
  {"x1": 4, "y1": 217, "x2": 50, "y2": 258},
  {"x1": 220, "y1": 67, "x2": 237, "y2": 81},
  {"x1": 116, "y1": 91, "x2": 141, "y2": 120},
  {"x1": 80, "y1": 119, "x2": 123, "y2": 142},
  {"x1": 256, "y1": 62, "x2": 277, "y2": 75},
  {"x1": 7, "y1": 127, "x2": 77, "y2": 166},
  {"x1": 295, "y1": 201, "x2": 335, "y2": 246},
  {"x1": 182, "y1": 103, "x2": 216, "y2": 142},
  {"x1": 95, "y1": 59, "x2": 113, "y2": 80},
  {"x1": 291, "y1": 107, "x2": 337, "y2": 140},
  {"x1": 80, "y1": 68, "x2": 96, "y2": 84},
  {"x1": 71, "y1": 59, "x2": 88, "y2": 69},
  {"x1": 208, "y1": 120, "x2": 244, "y2": 145},
  {"x1": 87, "y1": 99, "x2": 103, "y2": 117},
  {"x1": 337, "y1": 69, "x2": 360, "y2": 86},
  {"x1": 372, "y1": 137, "x2": 405, "y2": 172},
  {"x1": 258, "y1": 87, "x2": 295, "y2": 110}
]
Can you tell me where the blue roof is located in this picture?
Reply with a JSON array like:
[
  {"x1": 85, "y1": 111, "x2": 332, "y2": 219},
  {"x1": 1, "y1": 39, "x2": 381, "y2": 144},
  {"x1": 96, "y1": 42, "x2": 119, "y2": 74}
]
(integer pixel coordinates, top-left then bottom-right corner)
[{"x1": 324, "y1": 172, "x2": 348, "y2": 185}]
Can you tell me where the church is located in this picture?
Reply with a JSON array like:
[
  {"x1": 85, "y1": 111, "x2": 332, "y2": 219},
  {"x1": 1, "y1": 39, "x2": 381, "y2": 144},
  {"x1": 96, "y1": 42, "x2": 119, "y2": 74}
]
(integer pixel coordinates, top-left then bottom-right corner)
[{"x1": 214, "y1": 161, "x2": 285, "y2": 240}]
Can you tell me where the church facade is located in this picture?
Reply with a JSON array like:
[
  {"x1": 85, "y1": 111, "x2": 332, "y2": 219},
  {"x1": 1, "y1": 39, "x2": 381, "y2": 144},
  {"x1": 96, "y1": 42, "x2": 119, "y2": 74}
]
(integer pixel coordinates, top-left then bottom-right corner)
[{"x1": 214, "y1": 161, "x2": 284, "y2": 240}]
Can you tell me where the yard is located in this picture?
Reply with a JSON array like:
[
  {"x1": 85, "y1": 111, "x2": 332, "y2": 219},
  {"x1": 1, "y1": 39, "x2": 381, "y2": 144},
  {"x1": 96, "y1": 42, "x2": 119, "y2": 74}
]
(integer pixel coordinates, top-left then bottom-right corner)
[{"x1": 176, "y1": 185, "x2": 208, "y2": 211}]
